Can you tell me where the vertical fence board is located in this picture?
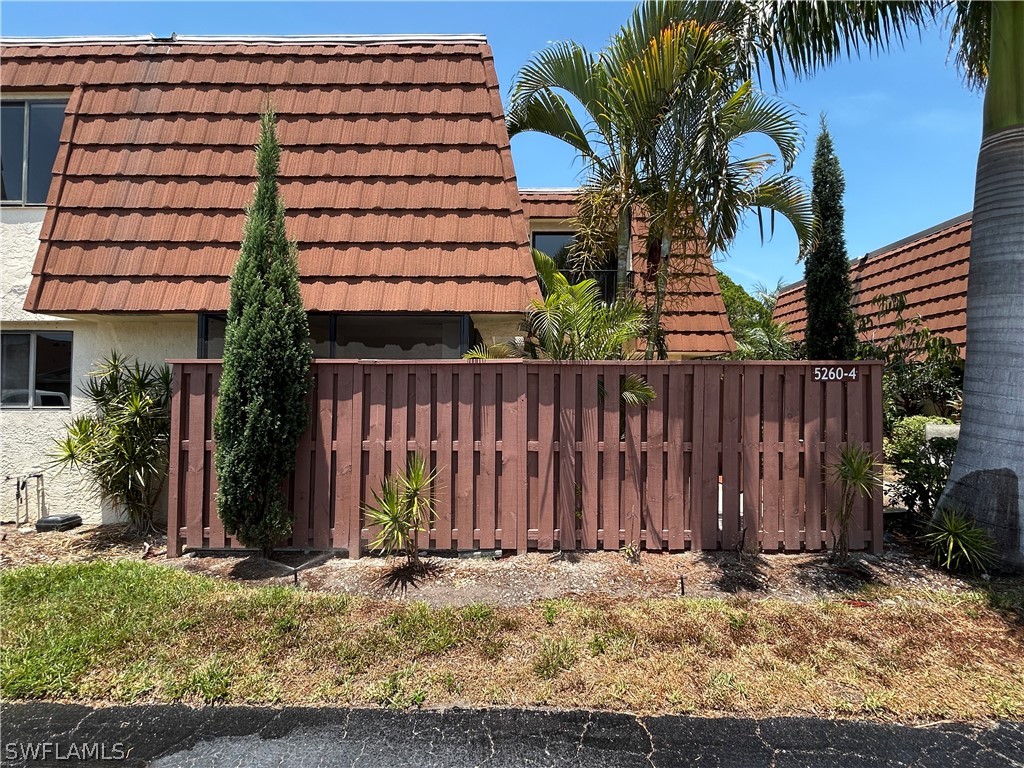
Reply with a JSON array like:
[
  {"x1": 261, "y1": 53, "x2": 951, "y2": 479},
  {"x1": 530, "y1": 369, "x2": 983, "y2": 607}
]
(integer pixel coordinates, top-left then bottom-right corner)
[
  {"x1": 720, "y1": 367, "x2": 741, "y2": 551},
  {"x1": 845, "y1": 374, "x2": 867, "y2": 552},
  {"x1": 558, "y1": 369, "x2": 577, "y2": 550},
  {"x1": 312, "y1": 367, "x2": 334, "y2": 551},
  {"x1": 782, "y1": 366, "x2": 803, "y2": 551},
  {"x1": 478, "y1": 366, "x2": 497, "y2": 550},
  {"x1": 646, "y1": 369, "x2": 665, "y2": 549},
  {"x1": 500, "y1": 365, "x2": 520, "y2": 551},
  {"x1": 761, "y1": 368, "x2": 782, "y2": 551},
  {"x1": 456, "y1": 368, "x2": 475, "y2": 550},
  {"x1": 581, "y1": 366, "x2": 599, "y2": 550},
  {"x1": 332, "y1": 365, "x2": 354, "y2": 552},
  {"x1": 167, "y1": 366, "x2": 184, "y2": 556},
  {"x1": 537, "y1": 366, "x2": 556, "y2": 551},
  {"x1": 868, "y1": 366, "x2": 885, "y2": 553},
  {"x1": 803, "y1": 369, "x2": 823, "y2": 551},
  {"x1": 602, "y1": 371, "x2": 621, "y2": 550},
  {"x1": 623, "y1": 371, "x2": 643, "y2": 549},
  {"x1": 434, "y1": 366, "x2": 454, "y2": 551},
  {"x1": 391, "y1": 367, "x2": 408, "y2": 479},
  {"x1": 740, "y1": 366, "x2": 762, "y2": 551},
  {"x1": 700, "y1": 365, "x2": 722, "y2": 549},
  {"x1": 666, "y1": 367, "x2": 686, "y2": 550},
  {"x1": 689, "y1": 366, "x2": 706, "y2": 551},
  {"x1": 206, "y1": 368, "x2": 225, "y2": 549},
  {"x1": 185, "y1": 367, "x2": 206, "y2": 551},
  {"x1": 414, "y1": 367, "x2": 432, "y2": 550},
  {"x1": 824, "y1": 378, "x2": 845, "y2": 551}
]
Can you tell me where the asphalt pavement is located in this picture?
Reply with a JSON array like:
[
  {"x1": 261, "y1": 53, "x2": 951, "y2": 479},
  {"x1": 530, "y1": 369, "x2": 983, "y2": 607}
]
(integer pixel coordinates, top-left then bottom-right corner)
[{"x1": 2, "y1": 703, "x2": 1022, "y2": 767}]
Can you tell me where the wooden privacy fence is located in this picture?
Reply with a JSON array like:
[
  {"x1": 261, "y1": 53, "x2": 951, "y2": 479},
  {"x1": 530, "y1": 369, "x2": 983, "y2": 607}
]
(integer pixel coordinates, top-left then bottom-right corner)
[{"x1": 167, "y1": 360, "x2": 884, "y2": 557}]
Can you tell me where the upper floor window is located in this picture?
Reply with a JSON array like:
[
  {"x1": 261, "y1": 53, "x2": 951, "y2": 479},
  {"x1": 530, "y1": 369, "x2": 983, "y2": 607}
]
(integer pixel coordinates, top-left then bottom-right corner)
[
  {"x1": 532, "y1": 231, "x2": 618, "y2": 303},
  {"x1": 1, "y1": 331, "x2": 73, "y2": 408},
  {"x1": 1, "y1": 99, "x2": 67, "y2": 205}
]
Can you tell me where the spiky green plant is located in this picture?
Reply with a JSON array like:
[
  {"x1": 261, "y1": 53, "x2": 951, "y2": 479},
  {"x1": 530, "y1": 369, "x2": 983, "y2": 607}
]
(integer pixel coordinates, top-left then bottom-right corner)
[
  {"x1": 925, "y1": 505, "x2": 996, "y2": 574},
  {"x1": 51, "y1": 352, "x2": 172, "y2": 534},
  {"x1": 826, "y1": 442, "x2": 881, "y2": 562},
  {"x1": 365, "y1": 453, "x2": 439, "y2": 565}
]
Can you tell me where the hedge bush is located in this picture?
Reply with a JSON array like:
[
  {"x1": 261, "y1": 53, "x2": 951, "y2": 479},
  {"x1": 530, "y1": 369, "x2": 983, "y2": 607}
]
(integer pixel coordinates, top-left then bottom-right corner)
[{"x1": 885, "y1": 415, "x2": 957, "y2": 519}]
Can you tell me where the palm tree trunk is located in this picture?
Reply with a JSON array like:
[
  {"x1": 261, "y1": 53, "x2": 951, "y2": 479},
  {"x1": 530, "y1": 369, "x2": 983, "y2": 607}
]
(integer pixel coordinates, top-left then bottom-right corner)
[
  {"x1": 615, "y1": 204, "x2": 632, "y2": 299},
  {"x1": 942, "y1": 125, "x2": 1024, "y2": 570},
  {"x1": 942, "y1": 2, "x2": 1024, "y2": 570}
]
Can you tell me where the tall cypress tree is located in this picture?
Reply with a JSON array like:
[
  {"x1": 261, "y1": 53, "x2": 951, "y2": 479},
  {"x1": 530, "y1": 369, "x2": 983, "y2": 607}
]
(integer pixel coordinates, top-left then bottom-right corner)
[
  {"x1": 804, "y1": 116, "x2": 857, "y2": 360},
  {"x1": 214, "y1": 108, "x2": 311, "y2": 555}
]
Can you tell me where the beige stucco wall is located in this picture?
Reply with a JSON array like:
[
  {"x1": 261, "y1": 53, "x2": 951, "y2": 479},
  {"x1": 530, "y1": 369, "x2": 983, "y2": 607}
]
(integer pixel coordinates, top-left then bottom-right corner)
[{"x1": 1, "y1": 209, "x2": 196, "y2": 525}]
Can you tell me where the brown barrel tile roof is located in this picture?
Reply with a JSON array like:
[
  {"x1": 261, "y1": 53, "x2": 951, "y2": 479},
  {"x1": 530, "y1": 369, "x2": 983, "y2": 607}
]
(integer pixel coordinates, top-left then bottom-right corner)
[
  {"x1": 773, "y1": 213, "x2": 971, "y2": 349},
  {"x1": 519, "y1": 189, "x2": 735, "y2": 358},
  {"x1": 8, "y1": 36, "x2": 540, "y2": 314}
]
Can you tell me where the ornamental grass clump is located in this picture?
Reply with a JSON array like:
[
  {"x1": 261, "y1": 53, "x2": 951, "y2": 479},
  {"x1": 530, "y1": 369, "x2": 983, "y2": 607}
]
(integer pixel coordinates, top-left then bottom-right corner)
[
  {"x1": 925, "y1": 504, "x2": 996, "y2": 574},
  {"x1": 51, "y1": 352, "x2": 171, "y2": 534}
]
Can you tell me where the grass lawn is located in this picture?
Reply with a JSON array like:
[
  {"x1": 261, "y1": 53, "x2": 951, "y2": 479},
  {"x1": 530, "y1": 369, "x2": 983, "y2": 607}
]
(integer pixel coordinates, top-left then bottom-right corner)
[{"x1": 2, "y1": 560, "x2": 1022, "y2": 721}]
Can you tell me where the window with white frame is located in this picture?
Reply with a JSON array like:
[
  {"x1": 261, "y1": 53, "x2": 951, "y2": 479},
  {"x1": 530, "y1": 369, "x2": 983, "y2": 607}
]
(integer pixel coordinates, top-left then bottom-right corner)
[
  {"x1": 1, "y1": 99, "x2": 68, "y2": 205},
  {"x1": 1, "y1": 331, "x2": 73, "y2": 408}
]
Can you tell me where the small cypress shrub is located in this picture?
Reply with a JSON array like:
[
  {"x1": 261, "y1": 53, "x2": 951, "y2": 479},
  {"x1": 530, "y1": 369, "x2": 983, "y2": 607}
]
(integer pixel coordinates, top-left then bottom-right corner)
[
  {"x1": 213, "y1": 108, "x2": 311, "y2": 555},
  {"x1": 804, "y1": 116, "x2": 857, "y2": 360}
]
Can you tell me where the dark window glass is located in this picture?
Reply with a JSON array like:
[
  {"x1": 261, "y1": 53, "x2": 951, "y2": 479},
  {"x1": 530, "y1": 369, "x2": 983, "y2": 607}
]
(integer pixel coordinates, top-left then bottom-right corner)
[
  {"x1": 1, "y1": 333, "x2": 30, "y2": 406},
  {"x1": 1, "y1": 331, "x2": 72, "y2": 408},
  {"x1": 532, "y1": 232, "x2": 575, "y2": 266},
  {"x1": 200, "y1": 313, "x2": 465, "y2": 360},
  {"x1": 202, "y1": 315, "x2": 227, "y2": 358},
  {"x1": 32, "y1": 332, "x2": 72, "y2": 407},
  {"x1": 335, "y1": 315, "x2": 462, "y2": 359},
  {"x1": 532, "y1": 230, "x2": 618, "y2": 303},
  {"x1": 1, "y1": 103, "x2": 25, "y2": 201},
  {"x1": 308, "y1": 314, "x2": 331, "y2": 357},
  {"x1": 0, "y1": 100, "x2": 67, "y2": 205},
  {"x1": 26, "y1": 102, "x2": 65, "y2": 204}
]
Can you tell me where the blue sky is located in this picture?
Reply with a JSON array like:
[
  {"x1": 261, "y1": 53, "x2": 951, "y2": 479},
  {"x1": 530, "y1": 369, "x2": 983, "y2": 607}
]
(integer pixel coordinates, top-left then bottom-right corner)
[{"x1": 2, "y1": 1, "x2": 982, "y2": 290}]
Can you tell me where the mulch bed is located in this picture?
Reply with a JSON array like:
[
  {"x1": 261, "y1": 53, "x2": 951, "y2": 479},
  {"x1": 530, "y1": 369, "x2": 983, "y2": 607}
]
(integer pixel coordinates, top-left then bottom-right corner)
[{"x1": 2, "y1": 522, "x2": 1004, "y2": 609}]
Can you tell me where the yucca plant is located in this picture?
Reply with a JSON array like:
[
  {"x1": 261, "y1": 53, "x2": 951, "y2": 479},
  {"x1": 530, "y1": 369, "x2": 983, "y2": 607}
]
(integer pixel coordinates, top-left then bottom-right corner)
[
  {"x1": 51, "y1": 351, "x2": 172, "y2": 534},
  {"x1": 925, "y1": 505, "x2": 996, "y2": 574},
  {"x1": 365, "y1": 453, "x2": 438, "y2": 566},
  {"x1": 826, "y1": 442, "x2": 881, "y2": 563}
]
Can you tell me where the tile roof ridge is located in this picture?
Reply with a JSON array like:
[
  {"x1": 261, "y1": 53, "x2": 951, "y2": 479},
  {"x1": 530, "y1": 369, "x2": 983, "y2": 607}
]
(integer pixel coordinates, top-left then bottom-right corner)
[
  {"x1": 1, "y1": 33, "x2": 489, "y2": 46},
  {"x1": 776, "y1": 211, "x2": 973, "y2": 296}
]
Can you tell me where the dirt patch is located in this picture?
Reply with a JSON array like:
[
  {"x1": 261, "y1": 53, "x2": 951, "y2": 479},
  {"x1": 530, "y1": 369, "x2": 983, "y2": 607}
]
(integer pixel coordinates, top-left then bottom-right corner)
[
  {"x1": 0, "y1": 523, "x2": 162, "y2": 568},
  {"x1": 2, "y1": 523, "x2": 1014, "y2": 611}
]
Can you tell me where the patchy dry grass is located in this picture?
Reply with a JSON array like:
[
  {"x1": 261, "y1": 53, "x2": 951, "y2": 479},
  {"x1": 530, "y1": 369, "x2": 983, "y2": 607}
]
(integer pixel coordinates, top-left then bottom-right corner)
[{"x1": 2, "y1": 561, "x2": 1022, "y2": 721}]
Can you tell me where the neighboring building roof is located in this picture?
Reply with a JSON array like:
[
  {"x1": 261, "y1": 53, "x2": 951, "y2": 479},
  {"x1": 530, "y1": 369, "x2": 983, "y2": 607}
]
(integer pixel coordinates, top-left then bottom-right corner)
[
  {"x1": 5, "y1": 34, "x2": 540, "y2": 314},
  {"x1": 519, "y1": 189, "x2": 735, "y2": 357},
  {"x1": 773, "y1": 213, "x2": 971, "y2": 348}
]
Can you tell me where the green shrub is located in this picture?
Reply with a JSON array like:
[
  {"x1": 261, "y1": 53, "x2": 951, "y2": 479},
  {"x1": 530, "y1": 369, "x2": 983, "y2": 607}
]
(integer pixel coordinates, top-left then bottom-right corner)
[
  {"x1": 214, "y1": 107, "x2": 312, "y2": 555},
  {"x1": 364, "y1": 453, "x2": 438, "y2": 565},
  {"x1": 51, "y1": 352, "x2": 171, "y2": 534},
  {"x1": 885, "y1": 416, "x2": 957, "y2": 518},
  {"x1": 826, "y1": 443, "x2": 881, "y2": 562},
  {"x1": 924, "y1": 505, "x2": 996, "y2": 574}
]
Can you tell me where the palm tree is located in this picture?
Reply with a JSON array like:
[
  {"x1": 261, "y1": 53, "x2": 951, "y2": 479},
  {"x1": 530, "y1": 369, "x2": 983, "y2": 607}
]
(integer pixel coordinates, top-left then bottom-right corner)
[
  {"x1": 466, "y1": 251, "x2": 656, "y2": 405},
  {"x1": 661, "y1": 1, "x2": 1022, "y2": 567},
  {"x1": 508, "y1": 14, "x2": 813, "y2": 359}
]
